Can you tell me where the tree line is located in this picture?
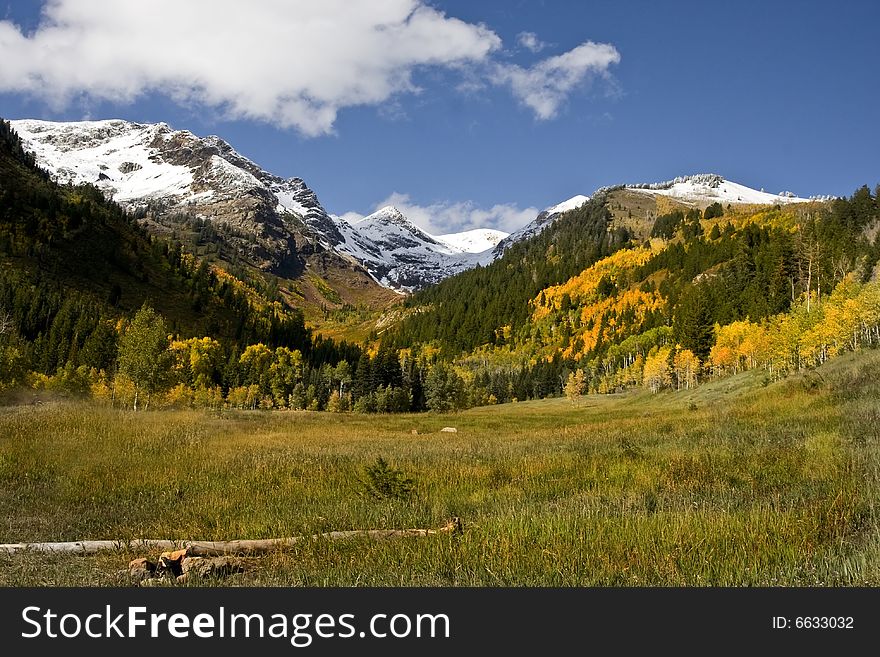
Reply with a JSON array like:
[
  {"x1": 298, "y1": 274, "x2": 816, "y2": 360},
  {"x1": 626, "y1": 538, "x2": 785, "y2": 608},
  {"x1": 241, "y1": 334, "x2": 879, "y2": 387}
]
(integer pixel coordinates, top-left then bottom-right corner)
[
  {"x1": 3, "y1": 114, "x2": 879, "y2": 413},
  {"x1": 548, "y1": 185, "x2": 880, "y2": 398}
]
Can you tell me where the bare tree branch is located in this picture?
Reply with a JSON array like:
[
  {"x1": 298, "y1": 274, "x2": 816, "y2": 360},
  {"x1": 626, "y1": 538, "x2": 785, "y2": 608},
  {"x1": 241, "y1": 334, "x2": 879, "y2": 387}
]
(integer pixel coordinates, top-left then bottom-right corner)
[{"x1": 0, "y1": 308, "x2": 12, "y2": 338}]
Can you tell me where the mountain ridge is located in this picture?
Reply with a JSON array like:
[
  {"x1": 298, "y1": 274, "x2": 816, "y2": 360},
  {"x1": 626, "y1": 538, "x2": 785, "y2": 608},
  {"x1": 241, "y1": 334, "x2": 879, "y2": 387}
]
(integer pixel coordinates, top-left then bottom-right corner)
[
  {"x1": 10, "y1": 119, "x2": 512, "y2": 293},
  {"x1": 10, "y1": 119, "x2": 828, "y2": 298}
]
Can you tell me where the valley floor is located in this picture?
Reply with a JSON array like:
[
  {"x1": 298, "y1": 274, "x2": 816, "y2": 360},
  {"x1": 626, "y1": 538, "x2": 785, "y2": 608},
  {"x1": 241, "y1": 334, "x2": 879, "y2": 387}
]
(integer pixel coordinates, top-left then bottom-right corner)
[{"x1": 1, "y1": 350, "x2": 879, "y2": 586}]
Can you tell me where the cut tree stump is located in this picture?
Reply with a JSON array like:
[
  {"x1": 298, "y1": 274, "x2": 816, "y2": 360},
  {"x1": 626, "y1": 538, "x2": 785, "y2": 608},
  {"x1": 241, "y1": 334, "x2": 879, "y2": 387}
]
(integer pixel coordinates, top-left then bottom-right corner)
[{"x1": 0, "y1": 518, "x2": 463, "y2": 556}]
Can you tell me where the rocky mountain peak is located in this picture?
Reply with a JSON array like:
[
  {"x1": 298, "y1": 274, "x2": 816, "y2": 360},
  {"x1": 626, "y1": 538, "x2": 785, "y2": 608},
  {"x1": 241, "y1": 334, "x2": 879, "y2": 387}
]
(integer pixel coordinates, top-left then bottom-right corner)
[{"x1": 8, "y1": 118, "x2": 601, "y2": 293}]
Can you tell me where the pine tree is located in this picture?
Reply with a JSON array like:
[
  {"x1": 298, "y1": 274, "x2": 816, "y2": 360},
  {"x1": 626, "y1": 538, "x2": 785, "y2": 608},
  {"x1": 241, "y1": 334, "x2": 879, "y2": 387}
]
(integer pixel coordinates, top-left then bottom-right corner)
[
  {"x1": 406, "y1": 360, "x2": 426, "y2": 411},
  {"x1": 673, "y1": 285, "x2": 715, "y2": 361},
  {"x1": 79, "y1": 319, "x2": 117, "y2": 372},
  {"x1": 352, "y1": 352, "x2": 372, "y2": 399}
]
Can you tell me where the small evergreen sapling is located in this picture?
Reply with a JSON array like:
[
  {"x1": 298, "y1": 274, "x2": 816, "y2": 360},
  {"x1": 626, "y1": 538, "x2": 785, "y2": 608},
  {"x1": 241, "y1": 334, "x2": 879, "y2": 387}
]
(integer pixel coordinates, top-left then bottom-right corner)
[{"x1": 359, "y1": 457, "x2": 415, "y2": 501}]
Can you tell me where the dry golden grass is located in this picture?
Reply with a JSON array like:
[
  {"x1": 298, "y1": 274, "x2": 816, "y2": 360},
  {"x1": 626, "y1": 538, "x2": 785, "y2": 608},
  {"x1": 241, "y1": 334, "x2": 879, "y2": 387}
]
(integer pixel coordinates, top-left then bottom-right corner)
[{"x1": 1, "y1": 350, "x2": 879, "y2": 586}]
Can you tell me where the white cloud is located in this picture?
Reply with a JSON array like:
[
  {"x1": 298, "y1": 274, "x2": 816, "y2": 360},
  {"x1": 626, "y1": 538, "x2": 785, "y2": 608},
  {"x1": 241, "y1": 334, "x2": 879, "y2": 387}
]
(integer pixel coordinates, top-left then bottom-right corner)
[
  {"x1": 0, "y1": 0, "x2": 500, "y2": 136},
  {"x1": 516, "y1": 31, "x2": 546, "y2": 53},
  {"x1": 492, "y1": 41, "x2": 620, "y2": 120},
  {"x1": 353, "y1": 192, "x2": 539, "y2": 235},
  {"x1": 0, "y1": 3, "x2": 622, "y2": 132}
]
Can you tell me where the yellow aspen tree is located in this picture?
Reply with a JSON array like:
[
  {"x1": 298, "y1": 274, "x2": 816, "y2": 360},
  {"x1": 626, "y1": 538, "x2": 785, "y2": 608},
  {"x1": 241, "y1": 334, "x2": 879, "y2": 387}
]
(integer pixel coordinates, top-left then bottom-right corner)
[
  {"x1": 643, "y1": 347, "x2": 672, "y2": 393},
  {"x1": 673, "y1": 348, "x2": 700, "y2": 390}
]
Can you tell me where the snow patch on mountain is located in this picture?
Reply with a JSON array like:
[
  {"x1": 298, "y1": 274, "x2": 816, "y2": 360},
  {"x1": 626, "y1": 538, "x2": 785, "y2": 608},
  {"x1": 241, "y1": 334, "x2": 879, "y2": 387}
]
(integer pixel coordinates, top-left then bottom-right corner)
[
  {"x1": 10, "y1": 119, "x2": 208, "y2": 203},
  {"x1": 544, "y1": 195, "x2": 591, "y2": 216},
  {"x1": 435, "y1": 228, "x2": 507, "y2": 253},
  {"x1": 623, "y1": 174, "x2": 810, "y2": 205},
  {"x1": 329, "y1": 206, "x2": 496, "y2": 291},
  {"x1": 490, "y1": 194, "x2": 592, "y2": 260},
  {"x1": 354, "y1": 207, "x2": 447, "y2": 251}
]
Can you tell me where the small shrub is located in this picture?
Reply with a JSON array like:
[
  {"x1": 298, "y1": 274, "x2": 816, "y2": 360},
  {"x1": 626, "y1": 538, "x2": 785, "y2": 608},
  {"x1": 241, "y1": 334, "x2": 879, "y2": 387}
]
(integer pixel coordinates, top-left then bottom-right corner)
[{"x1": 359, "y1": 457, "x2": 415, "y2": 501}]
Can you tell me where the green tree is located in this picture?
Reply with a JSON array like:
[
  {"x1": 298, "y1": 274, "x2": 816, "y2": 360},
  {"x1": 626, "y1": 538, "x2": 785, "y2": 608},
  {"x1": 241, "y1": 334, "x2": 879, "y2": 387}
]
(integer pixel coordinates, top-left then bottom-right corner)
[
  {"x1": 79, "y1": 319, "x2": 117, "y2": 372},
  {"x1": 352, "y1": 352, "x2": 373, "y2": 399},
  {"x1": 425, "y1": 362, "x2": 465, "y2": 412},
  {"x1": 117, "y1": 304, "x2": 172, "y2": 410},
  {"x1": 359, "y1": 457, "x2": 415, "y2": 501},
  {"x1": 268, "y1": 346, "x2": 303, "y2": 406},
  {"x1": 673, "y1": 285, "x2": 716, "y2": 361},
  {"x1": 289, "y1": 382, "x2": 306, "y2": 410},
  {"x1": 334, "y1": 360, "x2": 352, "y2": 398},
  {"x1": 703, "y1": 202, "x2": 724, "y2": 220},
  {"x1": 239, "y1": 343, "x2": 274, "y2": 392},
  {"x1": 0, "y1": 345, "x2": 26, "y2": 390},
  {"x1": 406, "y1": 360, "x2": 426, "y2": 412}
]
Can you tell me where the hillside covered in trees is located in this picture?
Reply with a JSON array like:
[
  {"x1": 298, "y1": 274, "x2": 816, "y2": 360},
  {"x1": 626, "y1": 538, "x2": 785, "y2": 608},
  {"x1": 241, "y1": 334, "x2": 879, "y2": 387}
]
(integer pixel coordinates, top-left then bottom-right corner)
[
  {"x1": 0, "y1": 119, "x2": 365, "y2": 406},
  {"x1": 388, "y1": 196, "x2": 631, "y2": 356},
  {"x1": 2, "y1": 115, "x2": 879, "y2": 414},
  {"x1": 388, "y1": 181, "x2": 880, "y2": 403}
]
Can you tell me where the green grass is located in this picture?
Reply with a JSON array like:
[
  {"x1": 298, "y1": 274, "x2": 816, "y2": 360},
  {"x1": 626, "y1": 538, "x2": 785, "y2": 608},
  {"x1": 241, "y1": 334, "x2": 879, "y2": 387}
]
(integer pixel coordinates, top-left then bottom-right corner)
[{"x1": 1, "y1": 350, "x2": 879, "y2": 586}]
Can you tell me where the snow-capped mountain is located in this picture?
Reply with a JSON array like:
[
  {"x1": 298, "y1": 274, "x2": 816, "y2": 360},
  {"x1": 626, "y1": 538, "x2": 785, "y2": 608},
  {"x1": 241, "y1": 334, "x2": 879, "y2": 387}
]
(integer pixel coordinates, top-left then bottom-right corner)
[
  {"x1": 8, "y1": 120, "x2": 821, "y2": 296},
  {"x1": 9, "y1": 118, "x2": 508, "y2": 292},
  {"x1": 333, "y1": 207, "x2": 504, "y2": 290},
  {"x1": 488, "y1": 173, "x2": 816, "y2": 260},
  {"x1": 10, "y1": 118, "x2": 350, "y2": 280},
  {"x1": 620, "y1": 174, "x2": 810, "y2": 206}
]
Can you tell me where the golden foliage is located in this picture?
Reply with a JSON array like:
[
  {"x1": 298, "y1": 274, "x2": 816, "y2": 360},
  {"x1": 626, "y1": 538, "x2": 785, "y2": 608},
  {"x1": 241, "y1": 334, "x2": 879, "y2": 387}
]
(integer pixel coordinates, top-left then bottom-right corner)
[
  {"x1": 643, "y1": 347, "x2": 672, "y2": 393},
  {"x1": 673, "y1": 349, "x2": 700, "y2": 390},
  {"x1": 529, "y1": 247, "x2": 665, "y2": 360},
  {"x1": 565, "y1": 289, "x2": 665, "y2": 359},
  {"x1": 533, "y1": 247, "x2": 656, "y2": 319},
  {"x1": 169, "y1": 336, "x2": 223, "y2": 388},
  {"x1": 708, "y1": 277, "x2": 880, "y2": 378}
]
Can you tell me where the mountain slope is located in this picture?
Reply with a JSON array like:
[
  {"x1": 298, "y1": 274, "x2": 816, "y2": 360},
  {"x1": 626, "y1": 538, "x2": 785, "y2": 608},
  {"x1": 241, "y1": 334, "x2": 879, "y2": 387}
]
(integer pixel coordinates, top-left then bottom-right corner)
[
  {"x1": 492, "y1": 195, "x2": 591, "y2": 259},
  {"x1": 0, "y1": 119, "x2": 318, "y2": 356},
  {"x1": 7, "y1": 119, "x2": 838, "y2": 305},
  {"x1": 332, "y1": 206, "x2": 500, "y2": 290},
  {"x1": 388, "y1": 194, "x2": 624, "y2": 355},
  {"x1": 387, "y1": 178, "x2": 873, "y2": 359},
  {"x1": 10, "y1": 119, "x2": 513, "y2": 294},
  {"x1": 619, "y1": 173, "x2": 810, "y2": 206},
  {"x1": 9, "y1": 119, "x2": 398, "y2": 309}
]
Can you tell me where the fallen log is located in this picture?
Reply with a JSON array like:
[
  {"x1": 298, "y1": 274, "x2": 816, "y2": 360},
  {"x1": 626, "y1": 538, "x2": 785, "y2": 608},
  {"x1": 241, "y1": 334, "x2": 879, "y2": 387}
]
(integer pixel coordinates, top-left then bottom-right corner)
[
  {"x1": 0, "y1": 517, "x2": 463, "y2": 556},
  {"x1": 0, "y1": 539, "x2": 181, "y2": 555}
]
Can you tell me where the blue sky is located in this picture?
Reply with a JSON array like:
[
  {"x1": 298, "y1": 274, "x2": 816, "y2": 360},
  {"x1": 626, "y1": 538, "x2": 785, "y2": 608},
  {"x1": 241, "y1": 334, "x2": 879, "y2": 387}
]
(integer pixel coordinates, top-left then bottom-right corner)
[{"x1": 1, "y1": 0, "x2": 878, "y2": 234}]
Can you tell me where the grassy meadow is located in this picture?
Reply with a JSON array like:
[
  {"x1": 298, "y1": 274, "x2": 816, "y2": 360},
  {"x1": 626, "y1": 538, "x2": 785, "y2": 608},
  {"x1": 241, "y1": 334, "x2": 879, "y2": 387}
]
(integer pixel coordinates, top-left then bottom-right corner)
[{"x1": 1, "y1": 349, "x2": 879, "y2": 586}]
